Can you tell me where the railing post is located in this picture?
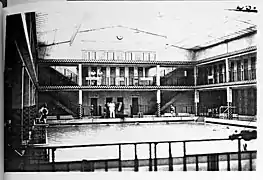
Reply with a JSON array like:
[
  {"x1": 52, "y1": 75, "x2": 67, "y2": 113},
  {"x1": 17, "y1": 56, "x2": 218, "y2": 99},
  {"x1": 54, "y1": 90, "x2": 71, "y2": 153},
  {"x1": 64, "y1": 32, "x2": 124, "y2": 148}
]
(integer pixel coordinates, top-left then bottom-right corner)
[
  {"x1": 238, "y1": 138, "x2": 242, "y2": 171},
  {"x1": 118, "y1": 145, "x2": 122, "y2": 172},
  {"x1": 168, "y1": 142, "x2": 173, "y2": 171},
  {"x1": 227, "y1": 153, "x2": 230, "y2": 171},
  {"x1": 134, "y1": 144, "x2": 139, "y2": 172},
  {"x1": 154, "y1": 143, "x2": 158, "y2": 171},
  {"x1": 195, "y1": 155, "x2": 199, "y2": 171},
  {"x1": 51, "y1": 148, "x2": 56, "y2": 172},
  {"x1": 105, "y1": 161, "x2": 108, "y2": 172},
  {"x1": 183, "y1": 142, "x2": 187, "y2": 171},
  {"x1": 149, "y1": 143, "x2": 152, "y2": 171},
  {"x1": 249, "y1": 152, "x2": 253, "y2": 171}
]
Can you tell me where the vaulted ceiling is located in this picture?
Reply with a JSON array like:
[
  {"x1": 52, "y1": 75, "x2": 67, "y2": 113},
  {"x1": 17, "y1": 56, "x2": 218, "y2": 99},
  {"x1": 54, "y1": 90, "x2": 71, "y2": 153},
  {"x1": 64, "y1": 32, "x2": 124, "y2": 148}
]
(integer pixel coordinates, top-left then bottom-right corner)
[{"x1": 35, "y1": 1, "x2": 257, "y2": 56}]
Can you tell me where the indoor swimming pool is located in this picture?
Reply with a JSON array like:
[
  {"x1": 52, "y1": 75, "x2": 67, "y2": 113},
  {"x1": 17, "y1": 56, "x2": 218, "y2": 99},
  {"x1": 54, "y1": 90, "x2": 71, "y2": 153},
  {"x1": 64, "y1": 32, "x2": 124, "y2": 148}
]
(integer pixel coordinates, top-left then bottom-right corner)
[{"x1": 47, "y1": 122, "x2": 256, "y2": 162}]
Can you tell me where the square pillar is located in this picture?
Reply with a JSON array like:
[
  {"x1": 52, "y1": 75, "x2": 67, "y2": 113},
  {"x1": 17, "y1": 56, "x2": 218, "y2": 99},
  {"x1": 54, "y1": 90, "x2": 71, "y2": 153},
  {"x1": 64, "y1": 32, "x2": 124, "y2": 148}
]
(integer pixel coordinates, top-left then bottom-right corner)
[
  {"x1": 78, "y1": 64, "x2": 82, "y2": 86},
  {"x1": 97, "y1": 67, "x2": 102, "y2": 85},
  {"x1": 225, "y1": 58, "x2": 230, "y2": 82},
  {"x1": 211, "y1": 66, "x2": 214, "y2": 84},
  {"x1": 125, "y1": 67, "x2": 129, "y2": 86},
  {"x1": 156, "y1": 65, "x2": 160, "y2": 86},
  {"x1": 216, "y1": 64, "x2": 220, "y2": 83},
  {"x1": 227, "y1": 87, "x2": 233, "y2": 119},
  {"x1": 116, "y1": 67, "x2": 120, "y2": 86},
  {"x1": 194, "y1": 90, "x2": 199, "y2": 116},
  {"x1": 194, "y1": 66, "x2": 198, "y2": 86},
  {"x1": 21, "y1": 65, "x2": 25, "y2": 143},
  {"x1": 28, "y1": 78, "x2": 31, "y2": 106},
  {"x1": 78, "y1": 90, "x2": 83, "y2": 119},
  {"x1": 106, "y1": 67, "x2": 110, "y2": 85},
  {"x1": 134, "y1": 67, "x2": 138, "y2": 85},
  {"x1": 222, "y1": 63, "x2": 226, "y2": 83},
  {"x1": 142, "y1": 67, "x2": 146, "y2": 77},
  {"x1": 156, "y1": 90, "x2": 161, "y2": 117}
]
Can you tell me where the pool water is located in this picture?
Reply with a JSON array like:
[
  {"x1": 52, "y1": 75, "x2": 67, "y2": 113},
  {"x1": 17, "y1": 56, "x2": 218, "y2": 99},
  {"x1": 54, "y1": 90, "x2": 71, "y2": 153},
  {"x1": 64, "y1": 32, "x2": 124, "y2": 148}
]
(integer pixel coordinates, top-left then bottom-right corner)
[{"x1": 47, "y1": 122, "x2": 256, "y2": 162}]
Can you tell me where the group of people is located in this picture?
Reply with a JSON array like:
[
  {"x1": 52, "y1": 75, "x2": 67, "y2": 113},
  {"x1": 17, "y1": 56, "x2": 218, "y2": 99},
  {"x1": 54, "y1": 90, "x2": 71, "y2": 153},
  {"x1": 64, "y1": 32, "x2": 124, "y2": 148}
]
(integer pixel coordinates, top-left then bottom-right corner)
[{"x1": 101, "y1": 102, "x2": 124, "y2": 118}]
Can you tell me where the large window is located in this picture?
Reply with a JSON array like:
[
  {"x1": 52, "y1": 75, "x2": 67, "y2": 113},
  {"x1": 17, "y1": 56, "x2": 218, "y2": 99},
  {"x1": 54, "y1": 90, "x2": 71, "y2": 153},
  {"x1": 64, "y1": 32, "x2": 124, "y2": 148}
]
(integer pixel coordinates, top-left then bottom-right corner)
[{"x1": 96, "y1": 51, "x2": 107, "y2": 60}]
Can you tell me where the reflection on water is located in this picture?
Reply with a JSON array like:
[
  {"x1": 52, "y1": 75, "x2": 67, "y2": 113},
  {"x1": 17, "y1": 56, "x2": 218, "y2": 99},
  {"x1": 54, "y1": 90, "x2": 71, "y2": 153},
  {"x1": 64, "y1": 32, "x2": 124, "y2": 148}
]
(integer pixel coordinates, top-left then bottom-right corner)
[{"x1": 47, "y1": 122, "x2": 256, "y2": 161}]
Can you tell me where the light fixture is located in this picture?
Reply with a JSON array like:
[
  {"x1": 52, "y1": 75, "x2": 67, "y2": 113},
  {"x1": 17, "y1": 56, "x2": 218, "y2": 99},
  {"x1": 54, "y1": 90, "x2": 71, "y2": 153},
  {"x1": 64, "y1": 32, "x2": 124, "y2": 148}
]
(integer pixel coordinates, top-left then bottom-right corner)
[{"x1": 116, "y1": 36, "x2": 123, "y2": 40}]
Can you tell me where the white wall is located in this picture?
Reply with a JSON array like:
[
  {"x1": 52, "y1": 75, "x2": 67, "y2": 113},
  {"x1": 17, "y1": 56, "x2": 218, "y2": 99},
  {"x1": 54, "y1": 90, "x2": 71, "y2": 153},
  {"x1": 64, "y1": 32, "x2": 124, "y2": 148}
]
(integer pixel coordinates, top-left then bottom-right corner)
[
  {"x1": 195, "y1": 33, "x2": 256, "y2": 61},
  {"x1": 38, "y1": 26, "x2": 193, "y2": 61}
]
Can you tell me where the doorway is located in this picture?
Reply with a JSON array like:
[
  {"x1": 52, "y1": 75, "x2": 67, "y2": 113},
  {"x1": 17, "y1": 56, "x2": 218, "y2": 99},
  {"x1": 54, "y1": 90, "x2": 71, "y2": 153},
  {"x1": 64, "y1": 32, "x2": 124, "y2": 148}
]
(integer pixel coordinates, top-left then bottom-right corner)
[
  {"x1": 132, "y1": 97, "x2": 139, "y2": 115},
  {"x1": 90, "y1": 98, "x2": 98, "y2": 116}
]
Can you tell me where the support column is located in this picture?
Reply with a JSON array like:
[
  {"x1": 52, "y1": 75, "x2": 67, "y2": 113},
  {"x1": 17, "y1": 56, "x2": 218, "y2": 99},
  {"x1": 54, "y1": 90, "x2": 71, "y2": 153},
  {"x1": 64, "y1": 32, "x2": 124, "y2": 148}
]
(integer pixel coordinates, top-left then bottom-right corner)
[
  {"x1": 156, "y1": 65, "x2": 160, "y2": 86},
  {"x1": 78, "y1": 90, "x2": 83, "y2": 119},
  {"x1": 225, "y1": 58, "x2": 230, "y2": 82},
  {"x1": 21, "y1": 65, "x2": 25, "y2": 143},
  {"x1": 23, "y1": 71, "x2": 30, "y2": 143},
  {"x1": 234, "y1": 61, "x2": 237, "y2": 81},
  {"x1": 216, "y1": 65, "x2": 220, "y2": 83},
  {"x1": 28, "y1": 78, "x2": 31, "y2": 106},
  {"x1": 194, "y1": 66, "x2": 198, "y2": 86},
  {"x1": 211, "y1": 65, "x2": 214, "y2": 84},
  {"x1": 222, "y1": 63, "x2": 225, "y2": 83},
  {"x1": 227, "y1": 87, "x2": 233, "y2": 119},
  {"x1": 125, "y1": 67, "x2": 129, "y2": 86},
  {"x1": 106, "y1": 66, "x2": 110, "y2": 85},
  {"x1": 241, "y1": 59, "x2": 244, "y2": 81},
  {"x1": 156, "y1": 90, "x2": 161, "y2": 117},
  {"x1": 143, "y1": 67, "x2": 146, "y2": 77},
  {"x1": 194, "y1": 90, "x2": 199, "y2": 116},
  {"x1": 134, "y1": 66, "x2": 138, "y2": 85},
  {"x1": 78, "y1": 64, "x2": 82, "y2": 86},
  {"x1": 97, "y1": 67, "x2": 101, "y2": 85},
  {"x1": 116, "y1": 67, "x2": 120, "y2": 86}
]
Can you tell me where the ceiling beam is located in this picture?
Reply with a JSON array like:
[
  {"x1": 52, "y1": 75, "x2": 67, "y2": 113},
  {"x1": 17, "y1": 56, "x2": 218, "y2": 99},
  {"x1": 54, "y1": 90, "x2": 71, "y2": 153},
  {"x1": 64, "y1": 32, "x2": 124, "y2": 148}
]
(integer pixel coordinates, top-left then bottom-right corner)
[{"x1": 21, "y1": 13, "x2": 38, "y2": 84}]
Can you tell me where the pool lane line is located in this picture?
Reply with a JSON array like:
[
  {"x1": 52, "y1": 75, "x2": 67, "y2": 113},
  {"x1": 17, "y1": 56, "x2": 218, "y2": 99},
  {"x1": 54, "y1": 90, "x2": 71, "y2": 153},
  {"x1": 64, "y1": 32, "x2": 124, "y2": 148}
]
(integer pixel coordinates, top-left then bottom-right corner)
[
  {"x1": 47, "y1": 120, "x2": 195, "y2": 126},
  {"x1": 205, "y1": 121, "x2": 257, "y2": 129}
]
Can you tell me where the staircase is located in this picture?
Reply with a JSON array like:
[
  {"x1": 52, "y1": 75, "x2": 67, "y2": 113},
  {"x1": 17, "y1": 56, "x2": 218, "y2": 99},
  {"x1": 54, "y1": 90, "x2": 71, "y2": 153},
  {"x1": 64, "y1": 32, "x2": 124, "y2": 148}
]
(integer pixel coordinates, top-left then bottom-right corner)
[
  {"x1": 50, "y1": 66, "x2": 78, "y2": 84},
  {"x1": 160, "y1": 92, "x2": 182, "y2": 112},
  {"x1": 48, "y1": 91, "x2": 78, "y2": 117},
  {"x1": 39, "y1": 66, "x2": 79, "y2": 116},
  {"x1": 39, "y1": 66, "x2": 78, "y2": 86},
  {"x1": 54, "y1": 100, "x2": 77, "y2": 117}
]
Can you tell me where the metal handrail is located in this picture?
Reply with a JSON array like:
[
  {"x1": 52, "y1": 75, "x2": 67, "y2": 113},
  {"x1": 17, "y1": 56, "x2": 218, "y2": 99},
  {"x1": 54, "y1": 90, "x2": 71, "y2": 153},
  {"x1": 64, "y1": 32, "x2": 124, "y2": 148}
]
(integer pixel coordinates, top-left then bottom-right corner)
[{"x1": 27, "y1": 137, "x2": 232, "y2": 149}]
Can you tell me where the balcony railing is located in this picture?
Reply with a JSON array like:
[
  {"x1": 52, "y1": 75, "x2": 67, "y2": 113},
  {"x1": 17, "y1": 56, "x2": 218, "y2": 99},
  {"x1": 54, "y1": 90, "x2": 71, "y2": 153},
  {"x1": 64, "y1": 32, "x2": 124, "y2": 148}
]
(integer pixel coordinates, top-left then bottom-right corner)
[
  {"x1": 197, "y1": 73, "x2": 226, "y2": 85},
  {"x1": 197, "y1": 69, "x2": 256, "y2": 86},
  {"x1": 161, "y1": 77, "x2": 194, "y2": 86},
  {"x1": 229, "y1": 69, "x2": 256, "y2": 82},
  {"x1": 83, "y1": 76, "x2": 156, "y2": 86},
  {"x1": 16, "y1": 138, "x2": 256, "y2": 172}
]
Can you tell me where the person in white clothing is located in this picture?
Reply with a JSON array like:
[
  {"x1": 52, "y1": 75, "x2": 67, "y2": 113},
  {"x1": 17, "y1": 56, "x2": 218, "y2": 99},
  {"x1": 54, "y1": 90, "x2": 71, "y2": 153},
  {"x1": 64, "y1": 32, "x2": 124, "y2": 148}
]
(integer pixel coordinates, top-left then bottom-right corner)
[{"x1": 108, "y1": 102, "x2": 116, "y2": 118}]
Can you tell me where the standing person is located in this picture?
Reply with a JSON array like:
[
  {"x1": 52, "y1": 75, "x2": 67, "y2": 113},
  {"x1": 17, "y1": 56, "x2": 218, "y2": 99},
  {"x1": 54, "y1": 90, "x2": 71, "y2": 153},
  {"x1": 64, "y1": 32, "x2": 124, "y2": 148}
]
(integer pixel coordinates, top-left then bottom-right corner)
[
  {"x1": 39, "y1": 103, "x2": 48, "y2": 123},
  {"x1": 103, "y1": 104, "x2": 107, "y2": 118},
  {"x1": 109, "y1": 102, "x2": 116, "y2": 118},
  {"x1": 90, "y1": 104, "x2": 94, "y2": 117},
  {"x1": 106, "y1": 102, "x2": 110, "y2": 118},
  {"x1": 170, "y1": 104, "x2": 175, "y2": 117}
]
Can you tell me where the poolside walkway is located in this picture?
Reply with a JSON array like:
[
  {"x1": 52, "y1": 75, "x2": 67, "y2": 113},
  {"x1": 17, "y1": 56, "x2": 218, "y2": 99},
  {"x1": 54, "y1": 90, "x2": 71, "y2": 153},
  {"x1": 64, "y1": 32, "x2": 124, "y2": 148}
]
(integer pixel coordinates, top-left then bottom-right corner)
[
  {"x1": 47, "y1": 116, "x2": 197, "y2": 125},
  {"x1": 46, "y1": 116, "x2": 257, "y2": 129},
  {"x1": 205, "y1": 117, "x2": 257, "y2": 129}
]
